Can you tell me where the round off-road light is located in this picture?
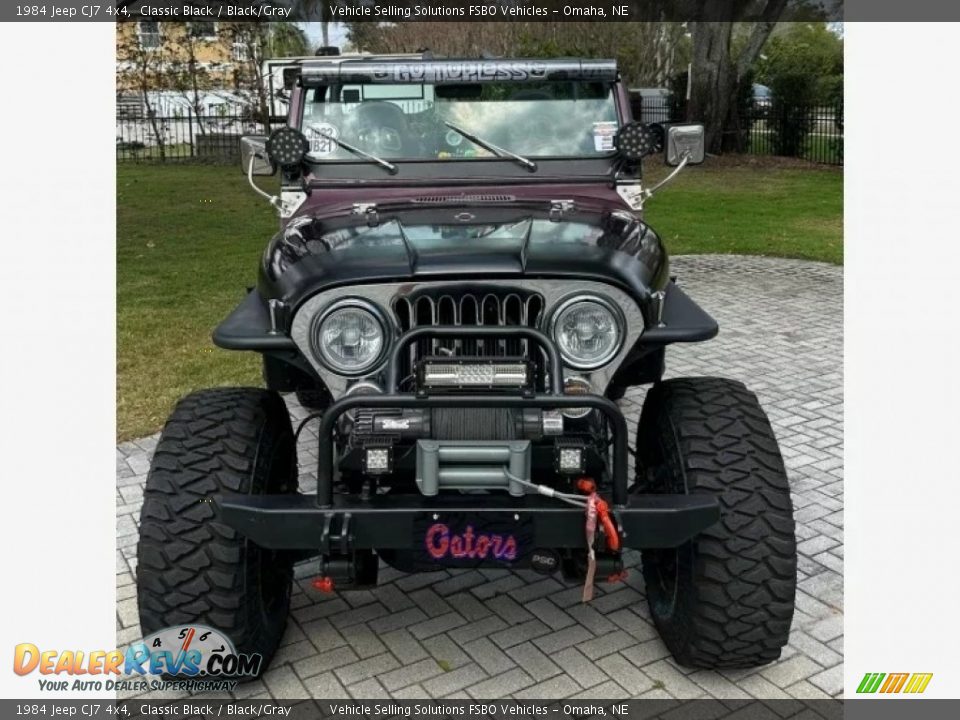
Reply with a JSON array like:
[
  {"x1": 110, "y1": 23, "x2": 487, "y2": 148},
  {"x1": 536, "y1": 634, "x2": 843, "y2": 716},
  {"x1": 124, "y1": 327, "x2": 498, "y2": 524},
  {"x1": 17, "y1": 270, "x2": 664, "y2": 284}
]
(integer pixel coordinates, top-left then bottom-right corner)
[
  {"x1": 266, "y1": 126, "x2": 309, "y2": 168},
  {"x1": 313, "y1": 300, "x2": 387, "y2": 376},
  {"x1": 550, "y1": 296, "x2": 624, "y2": 370},
  {"x1": 615, "y1": 122, "x2": 656, "y2": 160}
]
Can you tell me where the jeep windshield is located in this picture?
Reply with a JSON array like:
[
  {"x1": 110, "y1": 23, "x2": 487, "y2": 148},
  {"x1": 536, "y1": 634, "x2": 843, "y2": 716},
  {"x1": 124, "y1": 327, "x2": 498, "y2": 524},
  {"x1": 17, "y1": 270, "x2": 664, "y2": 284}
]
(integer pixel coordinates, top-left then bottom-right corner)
[{"x1": 298, "y1": 79, "x2": 619, "y2": 165}]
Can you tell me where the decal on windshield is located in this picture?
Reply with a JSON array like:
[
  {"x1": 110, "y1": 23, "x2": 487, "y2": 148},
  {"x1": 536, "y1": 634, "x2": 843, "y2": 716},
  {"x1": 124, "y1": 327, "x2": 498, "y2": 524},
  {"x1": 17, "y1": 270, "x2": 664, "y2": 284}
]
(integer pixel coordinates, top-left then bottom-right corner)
[
  {"x1": 593, "y1": 121, "x2": 618, "y2": 152},
  {"x1": 306, "y1": 122, "x2": 339, "y2": 158}
]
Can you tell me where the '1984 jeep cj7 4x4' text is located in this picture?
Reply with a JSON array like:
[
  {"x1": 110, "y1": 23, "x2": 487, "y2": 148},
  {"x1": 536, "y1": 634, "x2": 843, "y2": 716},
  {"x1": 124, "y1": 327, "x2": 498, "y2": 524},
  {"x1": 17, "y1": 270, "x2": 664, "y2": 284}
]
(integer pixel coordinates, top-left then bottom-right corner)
[{"x1": 136, "y1": 57, "x2": 797, "y2": 676}]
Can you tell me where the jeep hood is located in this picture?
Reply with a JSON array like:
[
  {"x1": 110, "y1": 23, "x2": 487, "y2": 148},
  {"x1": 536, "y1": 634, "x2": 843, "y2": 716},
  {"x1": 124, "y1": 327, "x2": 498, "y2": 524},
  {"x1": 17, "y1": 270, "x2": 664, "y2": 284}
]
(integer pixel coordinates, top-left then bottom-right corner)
[{"x1": 260, "y1": 203, "x2": 668, "y2": 305}]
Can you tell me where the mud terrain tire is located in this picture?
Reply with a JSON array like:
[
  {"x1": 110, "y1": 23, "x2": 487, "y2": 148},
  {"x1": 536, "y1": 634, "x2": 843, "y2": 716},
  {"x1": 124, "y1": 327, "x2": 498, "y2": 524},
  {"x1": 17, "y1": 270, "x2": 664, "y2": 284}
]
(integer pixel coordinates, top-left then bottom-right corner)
[
  {"x1": 636, "y1": 377, "x2": 797, "y2": 668},
  {"x1": 136, "y1": 388, "x2": 297, "y2": 678}
]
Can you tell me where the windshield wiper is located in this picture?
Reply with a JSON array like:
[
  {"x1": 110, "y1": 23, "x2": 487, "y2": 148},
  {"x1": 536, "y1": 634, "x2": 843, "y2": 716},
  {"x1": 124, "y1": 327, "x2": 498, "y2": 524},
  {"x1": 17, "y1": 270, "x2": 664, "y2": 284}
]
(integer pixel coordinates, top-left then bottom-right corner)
[
  {"x1": 443, "y1": 121, "x2": 537, "y2": 173},
  {"x1": 306, "y1": 125, "x2": 398, "y2": 175}
]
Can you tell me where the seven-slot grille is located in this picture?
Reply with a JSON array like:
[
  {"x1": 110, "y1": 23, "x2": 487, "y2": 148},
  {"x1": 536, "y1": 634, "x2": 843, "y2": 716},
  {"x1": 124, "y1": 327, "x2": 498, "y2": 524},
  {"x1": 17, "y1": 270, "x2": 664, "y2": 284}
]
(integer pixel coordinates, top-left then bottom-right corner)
[{"x1": 393, "y1": 290, "x2": 546, "y2": 391}]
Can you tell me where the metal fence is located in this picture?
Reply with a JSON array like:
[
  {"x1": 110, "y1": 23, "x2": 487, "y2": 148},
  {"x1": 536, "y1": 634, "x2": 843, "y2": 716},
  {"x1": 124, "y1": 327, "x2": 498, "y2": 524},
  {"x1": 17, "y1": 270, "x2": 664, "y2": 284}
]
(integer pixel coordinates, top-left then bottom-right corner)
[
  {"x1": 637, "y1": 96, "x2": 843, "y2": 166},
  {"x1": 116, "y1": 101, "x2": 844, "y2": 166},
  {"x1": 116, "y1": 109, "x2": 268, "y2": 163},
  {"x1": 740, "y1": 102, "x2": 843, "y2": 166}
]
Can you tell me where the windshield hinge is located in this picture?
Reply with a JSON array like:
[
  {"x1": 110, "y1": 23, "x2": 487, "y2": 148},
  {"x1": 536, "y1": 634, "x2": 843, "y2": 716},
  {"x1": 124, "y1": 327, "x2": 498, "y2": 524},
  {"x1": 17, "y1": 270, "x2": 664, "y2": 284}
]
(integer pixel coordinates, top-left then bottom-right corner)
[
  {"x1": 352, "y1": 203, "x2": 379, "y2": 226},
  {"x1": 549, "y1": 200, "x2": 575, "y2": 222}
]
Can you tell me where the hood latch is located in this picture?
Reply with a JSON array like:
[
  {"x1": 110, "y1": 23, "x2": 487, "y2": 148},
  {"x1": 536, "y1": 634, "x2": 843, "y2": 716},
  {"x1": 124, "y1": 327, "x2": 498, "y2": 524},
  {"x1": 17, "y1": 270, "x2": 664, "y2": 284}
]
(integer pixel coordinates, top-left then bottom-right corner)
[
  {"x1": 352, "y1": 203, "x2": 380, "y2": 227},
  {"x1": 549, "y1": 200, "x2": 575, "y2": 222}
]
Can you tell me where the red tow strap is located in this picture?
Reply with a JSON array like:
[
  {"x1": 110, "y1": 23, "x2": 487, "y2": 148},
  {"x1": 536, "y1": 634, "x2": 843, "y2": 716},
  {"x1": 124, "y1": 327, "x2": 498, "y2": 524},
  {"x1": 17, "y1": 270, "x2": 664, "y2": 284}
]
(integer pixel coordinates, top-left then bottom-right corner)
[
  {"x1": 576, "y1": 478, "x2": 620, "y2": 552},
  {"x1": 577, "y1": 478, "x2": 623, "y2": 601}
]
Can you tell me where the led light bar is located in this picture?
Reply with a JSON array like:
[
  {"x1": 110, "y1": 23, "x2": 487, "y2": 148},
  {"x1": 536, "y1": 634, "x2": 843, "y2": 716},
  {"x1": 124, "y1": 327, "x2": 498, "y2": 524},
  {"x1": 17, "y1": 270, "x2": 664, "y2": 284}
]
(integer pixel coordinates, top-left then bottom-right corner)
[{"x1": 418, "y1": 358, "x2": 532, "y2": 391}]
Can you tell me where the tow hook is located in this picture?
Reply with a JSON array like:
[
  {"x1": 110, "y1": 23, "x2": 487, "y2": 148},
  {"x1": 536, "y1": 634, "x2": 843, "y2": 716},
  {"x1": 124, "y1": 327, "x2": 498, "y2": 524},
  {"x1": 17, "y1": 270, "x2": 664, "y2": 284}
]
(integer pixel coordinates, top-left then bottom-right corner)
[
  {"x1": 606, "y1": 569, "x2": 629, "y2": 584},
  {"x1": 311, "y1": 576, "x2": 335, "y2": 594}
]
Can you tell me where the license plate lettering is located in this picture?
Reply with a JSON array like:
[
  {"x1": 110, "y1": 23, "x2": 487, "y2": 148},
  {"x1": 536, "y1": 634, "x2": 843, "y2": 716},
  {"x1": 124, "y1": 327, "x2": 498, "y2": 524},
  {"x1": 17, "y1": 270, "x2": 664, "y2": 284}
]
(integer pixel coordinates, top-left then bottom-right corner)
[
  {"x1": 415, "y1": 512, "x2": 533, "y2": 567},
  {"x1": 425, "y1": 522, "x2": 518, "y2": 562}
]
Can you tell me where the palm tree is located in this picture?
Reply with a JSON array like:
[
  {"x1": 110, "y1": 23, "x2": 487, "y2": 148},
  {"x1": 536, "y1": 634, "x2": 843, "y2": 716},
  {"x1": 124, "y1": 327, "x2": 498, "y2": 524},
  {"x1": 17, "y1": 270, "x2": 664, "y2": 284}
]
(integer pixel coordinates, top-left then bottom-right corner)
[
  {"x1": 266, "y1": 22, "x2": 309, "y2": 58},
  {"x1": 290, "y1": 0, "x2": 334, "y2": 50}
]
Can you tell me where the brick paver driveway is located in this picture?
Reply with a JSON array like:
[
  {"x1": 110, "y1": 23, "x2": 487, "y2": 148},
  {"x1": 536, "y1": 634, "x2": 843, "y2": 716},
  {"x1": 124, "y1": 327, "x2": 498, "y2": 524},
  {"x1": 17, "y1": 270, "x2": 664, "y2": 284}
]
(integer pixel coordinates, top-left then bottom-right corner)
[{"x1": 116, "y1": 255, "x2": 843, "y2": 701}]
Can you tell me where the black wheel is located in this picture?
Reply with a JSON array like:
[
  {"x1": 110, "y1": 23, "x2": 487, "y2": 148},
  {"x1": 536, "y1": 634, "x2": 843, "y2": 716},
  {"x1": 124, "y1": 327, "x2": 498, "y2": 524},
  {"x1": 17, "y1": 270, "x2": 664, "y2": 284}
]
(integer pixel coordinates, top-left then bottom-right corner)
[
  {"x1": 636, "y1": 377, "x2": 797, "y2": 668},
  {"x1": 136, "y1": 388, "x2": 297, "y2": 679}
]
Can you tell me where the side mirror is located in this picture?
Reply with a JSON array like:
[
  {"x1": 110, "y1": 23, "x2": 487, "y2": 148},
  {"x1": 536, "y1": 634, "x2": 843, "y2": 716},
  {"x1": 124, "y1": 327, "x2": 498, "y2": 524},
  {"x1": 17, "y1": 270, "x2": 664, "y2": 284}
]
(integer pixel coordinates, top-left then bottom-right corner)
[
  {"x1": 240, "y1": 135, "x2": 275, "y2": 176},
  {"x1": 663, "y1": 124, "x2": 705, "y2": 166}
]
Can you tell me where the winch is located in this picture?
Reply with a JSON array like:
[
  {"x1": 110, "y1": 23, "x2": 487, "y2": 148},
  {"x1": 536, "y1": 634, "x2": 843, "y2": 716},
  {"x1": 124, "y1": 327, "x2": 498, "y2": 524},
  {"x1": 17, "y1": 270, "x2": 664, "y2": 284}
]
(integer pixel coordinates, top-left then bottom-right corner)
[{"x1": 348, "y1": 406, "x2": 563, "y2": 443}]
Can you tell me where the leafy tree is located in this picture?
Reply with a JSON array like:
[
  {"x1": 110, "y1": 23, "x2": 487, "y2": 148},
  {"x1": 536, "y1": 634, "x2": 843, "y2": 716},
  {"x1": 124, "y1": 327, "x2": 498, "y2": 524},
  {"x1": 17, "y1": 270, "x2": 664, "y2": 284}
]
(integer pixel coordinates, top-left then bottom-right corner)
[
  {"x1": 223, "y1": 22, "x2": 308, "y2": 126},
  {"x1": 756, "y1": 22, "x2": 843, "y2": 104},
  {"x1": 265, "y1": 22, "x2": 309, "y2": 57},
  {"x1": 117, "y1": 26, "x2": 171, "y2": 160},
  {"x1": 755, "y1": 22, "x2": 843, "y2": 157},
  {"x1": 166, "y1": 24, "x2": 222, "y2": 135}
]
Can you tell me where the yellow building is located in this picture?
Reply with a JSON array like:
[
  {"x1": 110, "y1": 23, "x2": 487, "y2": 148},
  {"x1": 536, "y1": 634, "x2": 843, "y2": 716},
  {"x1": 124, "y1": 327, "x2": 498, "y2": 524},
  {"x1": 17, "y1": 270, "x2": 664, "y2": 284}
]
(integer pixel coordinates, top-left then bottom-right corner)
[{"x1": 116, "y1": 21, "x2": 250, "y2": 92}]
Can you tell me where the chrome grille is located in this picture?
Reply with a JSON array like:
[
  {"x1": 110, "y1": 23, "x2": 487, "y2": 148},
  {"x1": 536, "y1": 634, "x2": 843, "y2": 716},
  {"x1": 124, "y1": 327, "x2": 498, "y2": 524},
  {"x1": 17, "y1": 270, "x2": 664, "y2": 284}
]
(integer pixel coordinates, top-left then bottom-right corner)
[{"x1": 393, "y1": 290, "x2": 546, "y2": 390}]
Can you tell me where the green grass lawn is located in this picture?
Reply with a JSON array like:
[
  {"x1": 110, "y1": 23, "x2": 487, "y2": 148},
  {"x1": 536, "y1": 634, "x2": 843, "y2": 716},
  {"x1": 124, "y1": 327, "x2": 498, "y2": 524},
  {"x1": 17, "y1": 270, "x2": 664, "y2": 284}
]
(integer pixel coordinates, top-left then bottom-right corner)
[
  {"x1": 643, "y1": 161, "x2": 842, "y2": 264},
  {"x1": 117, "y1": 161, "x2": 842, "y2": 440}
]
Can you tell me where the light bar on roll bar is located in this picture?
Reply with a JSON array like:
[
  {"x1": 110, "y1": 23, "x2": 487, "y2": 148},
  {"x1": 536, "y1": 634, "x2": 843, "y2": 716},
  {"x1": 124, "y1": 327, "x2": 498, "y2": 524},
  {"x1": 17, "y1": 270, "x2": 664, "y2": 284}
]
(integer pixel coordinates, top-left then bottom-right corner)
[{"x1": 299, "y1": 59, "x2": 618, "y2": 87}]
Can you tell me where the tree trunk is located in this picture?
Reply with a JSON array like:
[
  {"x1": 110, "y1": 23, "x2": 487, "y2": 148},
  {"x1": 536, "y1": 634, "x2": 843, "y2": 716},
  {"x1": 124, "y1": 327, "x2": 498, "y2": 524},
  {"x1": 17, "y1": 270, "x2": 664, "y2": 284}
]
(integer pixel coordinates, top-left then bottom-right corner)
[
  {"x1": 189, "y1": 58, "x2": 206, "y2": 135},
  {"x1": 688, "y1": 1, "x2": 788, "y2": 155},
  {"x1": 688, "y1": 21, "x2": 736, "y2": 154},
  {"x1": 141, "y1": 85, "x2": 166, "y2": 162}
]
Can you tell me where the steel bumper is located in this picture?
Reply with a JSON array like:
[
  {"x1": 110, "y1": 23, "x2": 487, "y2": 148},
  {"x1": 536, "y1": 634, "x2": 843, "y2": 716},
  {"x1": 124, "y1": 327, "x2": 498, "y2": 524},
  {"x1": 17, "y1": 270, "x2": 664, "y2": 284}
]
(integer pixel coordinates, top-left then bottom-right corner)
[
  {"x1": 216, "y1": 492, "x2": 720, "y2": 552},
  {"x1": 215, "y1": 323, "x2": 721, "y2": 555}
]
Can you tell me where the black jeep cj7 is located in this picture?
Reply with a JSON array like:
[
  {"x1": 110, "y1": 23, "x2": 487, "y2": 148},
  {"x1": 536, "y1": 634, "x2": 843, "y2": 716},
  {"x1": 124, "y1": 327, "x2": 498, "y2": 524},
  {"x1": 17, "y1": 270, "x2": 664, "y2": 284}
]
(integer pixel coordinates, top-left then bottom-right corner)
[{"x1": 136, "y1": 57, "x2": 797, "y2": 676}]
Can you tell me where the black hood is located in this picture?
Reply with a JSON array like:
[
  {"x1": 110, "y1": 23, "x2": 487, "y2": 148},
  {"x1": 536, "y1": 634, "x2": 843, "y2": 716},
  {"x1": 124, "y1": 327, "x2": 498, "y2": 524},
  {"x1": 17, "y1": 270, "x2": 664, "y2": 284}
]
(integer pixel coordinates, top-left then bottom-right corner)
[{"x1": 259, "y1": 205, "x2": 668, "y2": 307}]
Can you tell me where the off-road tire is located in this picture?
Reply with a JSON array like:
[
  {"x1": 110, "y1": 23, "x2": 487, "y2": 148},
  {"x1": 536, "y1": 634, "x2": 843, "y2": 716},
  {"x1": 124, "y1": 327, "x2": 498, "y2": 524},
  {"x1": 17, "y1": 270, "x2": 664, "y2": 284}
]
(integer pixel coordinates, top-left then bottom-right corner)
[
  {"x1": 636, "y1": 377, "x2": 797, "y2": 668},
  {"x1": 136, "y1": 388, "x2": 297, "y2": 678}
]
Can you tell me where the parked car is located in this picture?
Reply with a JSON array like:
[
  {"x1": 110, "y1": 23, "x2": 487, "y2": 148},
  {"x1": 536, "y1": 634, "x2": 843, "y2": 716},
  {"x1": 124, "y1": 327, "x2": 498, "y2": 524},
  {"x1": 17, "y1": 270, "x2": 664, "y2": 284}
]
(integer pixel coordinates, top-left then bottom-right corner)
[
  {"x1": 136, "y1": 57, "x2": 797, "y2": 677},
  {"x1": 754, "y1": 83, "x2": 773, "y2": 116}
]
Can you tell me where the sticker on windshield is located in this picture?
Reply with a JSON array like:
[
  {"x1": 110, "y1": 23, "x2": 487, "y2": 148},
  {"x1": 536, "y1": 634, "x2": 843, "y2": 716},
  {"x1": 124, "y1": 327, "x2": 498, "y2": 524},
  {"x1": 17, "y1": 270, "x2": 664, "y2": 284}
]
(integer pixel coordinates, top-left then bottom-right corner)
[
  {"x1": 306, "y1": 122, "x2": 339, "y2": 158},
  {"x1": 593, "y1": 121, "x2": 618, "y2": 152}
]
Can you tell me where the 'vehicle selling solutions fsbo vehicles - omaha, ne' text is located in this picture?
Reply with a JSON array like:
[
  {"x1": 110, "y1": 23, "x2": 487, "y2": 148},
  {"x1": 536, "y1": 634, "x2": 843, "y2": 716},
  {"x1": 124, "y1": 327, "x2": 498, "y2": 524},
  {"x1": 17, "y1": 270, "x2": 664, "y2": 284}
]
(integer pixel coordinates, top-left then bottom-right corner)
[{"x1": 135, "y1": 56, "x2": 797, "y2": 678}]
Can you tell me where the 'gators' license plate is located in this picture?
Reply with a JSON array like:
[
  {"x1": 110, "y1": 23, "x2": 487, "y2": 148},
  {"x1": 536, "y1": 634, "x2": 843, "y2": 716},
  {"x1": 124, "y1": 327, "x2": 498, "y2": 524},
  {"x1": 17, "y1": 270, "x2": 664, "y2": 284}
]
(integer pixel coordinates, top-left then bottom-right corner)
[{"x1": 414, "y1": 512, "x2": 534, "y2": 568}]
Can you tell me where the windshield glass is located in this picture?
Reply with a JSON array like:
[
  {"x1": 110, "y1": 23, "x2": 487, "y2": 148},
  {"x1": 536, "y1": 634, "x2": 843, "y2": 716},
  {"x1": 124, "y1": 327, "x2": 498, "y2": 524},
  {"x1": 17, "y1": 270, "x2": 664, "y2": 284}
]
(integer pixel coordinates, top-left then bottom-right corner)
[
  {"x1": 320, "y1": 219, "x2": 604, "y2": 251},
  {"x1": 299, "y1": 81, "x2": 619, "y2": 162}
]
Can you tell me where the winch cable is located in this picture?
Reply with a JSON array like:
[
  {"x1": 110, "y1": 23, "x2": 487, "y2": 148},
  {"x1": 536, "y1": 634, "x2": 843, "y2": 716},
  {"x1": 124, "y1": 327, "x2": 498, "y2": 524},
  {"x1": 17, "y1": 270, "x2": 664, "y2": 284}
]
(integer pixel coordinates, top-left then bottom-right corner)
[
  {"x1": 502, "y1": 469, "x2": 623, "y2": 600},
  {"x1": 432, "y1": 407, "x2": 517, "y2": 441},
  {"x1": 500, "y1": 470, "x2": 623, "y2": 549},
  {"x1": 501, "y1": 468, "x2": 587, "y2": 508}
]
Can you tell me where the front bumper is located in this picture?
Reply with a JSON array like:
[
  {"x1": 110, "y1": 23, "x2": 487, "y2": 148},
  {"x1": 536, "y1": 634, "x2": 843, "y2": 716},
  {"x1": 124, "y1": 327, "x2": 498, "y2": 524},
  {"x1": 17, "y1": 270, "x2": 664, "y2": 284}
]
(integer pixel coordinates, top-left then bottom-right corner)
[
  {"x1": 215, "y1": 324, "x2": 721, "y2": 553},
  {"x1": 217, "y1": 493, "x2": 720, "y2": 552}
]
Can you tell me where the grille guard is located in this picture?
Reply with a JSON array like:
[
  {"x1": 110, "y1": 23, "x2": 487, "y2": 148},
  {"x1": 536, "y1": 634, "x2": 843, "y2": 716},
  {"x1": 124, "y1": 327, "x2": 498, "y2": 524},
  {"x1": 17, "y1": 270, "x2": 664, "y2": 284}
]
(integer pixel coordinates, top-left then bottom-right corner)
[{"x1": 215, "y1": 324, "x2": 722, "y2": 552}]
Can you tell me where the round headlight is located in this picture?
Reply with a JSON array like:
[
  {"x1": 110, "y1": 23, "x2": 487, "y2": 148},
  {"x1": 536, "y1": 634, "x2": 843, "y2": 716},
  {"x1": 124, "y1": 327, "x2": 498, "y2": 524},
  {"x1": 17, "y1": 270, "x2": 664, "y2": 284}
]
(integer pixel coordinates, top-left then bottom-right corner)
[
  {"x1": 313, "y1": 300, "x2": 387, "y2": 375},
  {"x1": 550, "y1": 296, "x2": 623, "y2": 370}
]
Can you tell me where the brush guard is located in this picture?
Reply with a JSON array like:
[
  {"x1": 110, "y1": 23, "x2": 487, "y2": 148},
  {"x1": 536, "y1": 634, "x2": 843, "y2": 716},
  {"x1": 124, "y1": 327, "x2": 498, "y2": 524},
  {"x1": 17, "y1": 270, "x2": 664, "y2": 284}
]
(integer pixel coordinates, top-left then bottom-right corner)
[{"x1": 216, "y1": 325, "x2": 721, "y2": 557}]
